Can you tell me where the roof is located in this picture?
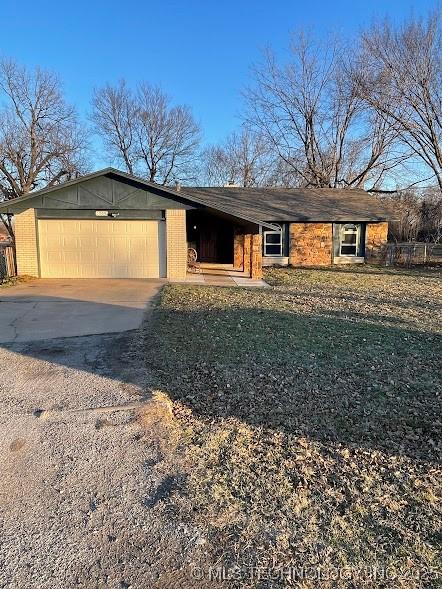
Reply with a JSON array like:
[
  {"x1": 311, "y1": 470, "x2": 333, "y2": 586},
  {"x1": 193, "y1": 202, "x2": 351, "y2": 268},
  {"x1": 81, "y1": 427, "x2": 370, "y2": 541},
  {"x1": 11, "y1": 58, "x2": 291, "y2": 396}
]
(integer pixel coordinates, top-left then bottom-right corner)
[
  {"x1": 183, "y1": 186, "x2": 395, "y2": 222},
  {"x1": 0, "y1": 167, "x2": 395, "y2": 223},
  {"x1": 0, "y1": 168, "x2": 275, "y2": 229}
]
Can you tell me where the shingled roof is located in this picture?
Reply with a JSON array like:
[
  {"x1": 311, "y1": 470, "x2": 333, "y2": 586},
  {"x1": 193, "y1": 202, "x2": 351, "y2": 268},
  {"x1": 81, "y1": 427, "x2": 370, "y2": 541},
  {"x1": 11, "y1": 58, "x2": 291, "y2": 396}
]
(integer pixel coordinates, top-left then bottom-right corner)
[
  {"x1": 182, "y1": 186, "x2": 395, "y2": 222},
  {"x1": 0, "y1": 168, "x2": 395, "y2": 224}
]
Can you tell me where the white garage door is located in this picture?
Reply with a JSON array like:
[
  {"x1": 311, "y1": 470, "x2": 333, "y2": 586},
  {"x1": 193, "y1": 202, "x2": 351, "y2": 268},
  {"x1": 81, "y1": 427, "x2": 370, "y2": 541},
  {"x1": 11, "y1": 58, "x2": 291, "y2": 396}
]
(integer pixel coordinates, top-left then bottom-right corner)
[{"x1": 38, "y1": 219, "x2": 165, "y2": 278}]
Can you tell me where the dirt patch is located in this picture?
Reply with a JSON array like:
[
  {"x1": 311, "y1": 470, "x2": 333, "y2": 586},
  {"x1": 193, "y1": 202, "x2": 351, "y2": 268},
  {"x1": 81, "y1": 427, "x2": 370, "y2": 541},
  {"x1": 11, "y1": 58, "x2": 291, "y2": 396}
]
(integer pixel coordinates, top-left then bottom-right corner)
[{"x1": 9, "y1": 438, "x2": 26, "y2": 452}]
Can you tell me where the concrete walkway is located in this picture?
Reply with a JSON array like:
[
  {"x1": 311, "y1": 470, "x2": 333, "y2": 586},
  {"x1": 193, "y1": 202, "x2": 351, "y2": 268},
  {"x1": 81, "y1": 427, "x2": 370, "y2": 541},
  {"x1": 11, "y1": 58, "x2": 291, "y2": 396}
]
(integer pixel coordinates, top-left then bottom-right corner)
[
  {"x1": 170, "y1": 263, "x2": 270, "y2": 288},
  {"x1": 172, "y1": 273, "x2": 269, "y2": 287}
]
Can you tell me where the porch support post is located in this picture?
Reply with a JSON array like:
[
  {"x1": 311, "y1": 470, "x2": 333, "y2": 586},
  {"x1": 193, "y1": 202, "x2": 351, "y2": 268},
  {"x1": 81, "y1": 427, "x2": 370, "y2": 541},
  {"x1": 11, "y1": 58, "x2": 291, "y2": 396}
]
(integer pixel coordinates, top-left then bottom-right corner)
[
  {"x1": 243, "y1": 234, "x2": 252, "y2": 275},
  {"x1": 251, "y1": 233, "x2": 263, "y2": 279},
  {"x1": 233, "y1": 229, "x2": 244, "y2": 270}
]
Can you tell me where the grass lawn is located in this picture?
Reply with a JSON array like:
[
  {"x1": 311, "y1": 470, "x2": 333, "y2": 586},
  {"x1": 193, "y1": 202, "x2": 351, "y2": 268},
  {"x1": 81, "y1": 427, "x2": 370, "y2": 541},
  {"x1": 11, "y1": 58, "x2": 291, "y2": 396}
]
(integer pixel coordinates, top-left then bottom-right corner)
[{"x1": 144, "y1": 266, "x2": 441, "y2": 588}]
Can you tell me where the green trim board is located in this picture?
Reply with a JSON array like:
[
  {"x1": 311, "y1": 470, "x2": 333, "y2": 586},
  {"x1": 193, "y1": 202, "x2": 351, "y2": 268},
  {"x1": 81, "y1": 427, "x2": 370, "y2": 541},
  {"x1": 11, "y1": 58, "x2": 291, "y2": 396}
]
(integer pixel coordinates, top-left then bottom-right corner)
[{"x1": 36, "y1": 209, "x2": 165, "y2": 220}]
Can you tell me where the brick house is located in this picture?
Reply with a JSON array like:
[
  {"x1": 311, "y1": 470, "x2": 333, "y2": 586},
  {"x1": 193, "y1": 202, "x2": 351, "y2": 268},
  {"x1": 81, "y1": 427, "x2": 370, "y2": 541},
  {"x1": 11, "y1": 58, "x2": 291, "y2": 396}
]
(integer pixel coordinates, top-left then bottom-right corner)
[
  {"x1": 0, "y1": 168, "x2": 393, "y2": 281},
  {"x1": 187, "y1": 186, "x2": 393, "y2": 273}
]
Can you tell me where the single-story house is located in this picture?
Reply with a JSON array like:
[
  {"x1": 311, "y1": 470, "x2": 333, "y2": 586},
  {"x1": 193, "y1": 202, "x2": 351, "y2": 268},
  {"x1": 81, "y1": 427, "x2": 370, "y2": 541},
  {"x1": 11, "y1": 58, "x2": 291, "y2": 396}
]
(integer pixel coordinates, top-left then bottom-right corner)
[{"x1": 0, "y1": 168, "x2": 394, "y2": 280}]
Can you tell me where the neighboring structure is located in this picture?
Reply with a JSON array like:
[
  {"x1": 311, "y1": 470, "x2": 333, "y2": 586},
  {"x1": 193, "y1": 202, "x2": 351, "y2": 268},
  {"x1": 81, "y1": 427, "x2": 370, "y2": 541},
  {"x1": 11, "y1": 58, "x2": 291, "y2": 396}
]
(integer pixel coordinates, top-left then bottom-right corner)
[
  {"x1": 0, "y1": 224, "x2": 11, "y2": 243},
  {"x1": 0, "y1": 168, "x2": 394, "y2": 281}
]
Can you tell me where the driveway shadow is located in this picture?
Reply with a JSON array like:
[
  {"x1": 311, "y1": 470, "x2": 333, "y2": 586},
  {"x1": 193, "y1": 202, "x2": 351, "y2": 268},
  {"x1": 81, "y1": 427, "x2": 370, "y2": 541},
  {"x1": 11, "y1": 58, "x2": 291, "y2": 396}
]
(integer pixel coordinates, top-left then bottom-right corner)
[{"x1": 0, "y1": 292, "x2": 156, "y2": 343}]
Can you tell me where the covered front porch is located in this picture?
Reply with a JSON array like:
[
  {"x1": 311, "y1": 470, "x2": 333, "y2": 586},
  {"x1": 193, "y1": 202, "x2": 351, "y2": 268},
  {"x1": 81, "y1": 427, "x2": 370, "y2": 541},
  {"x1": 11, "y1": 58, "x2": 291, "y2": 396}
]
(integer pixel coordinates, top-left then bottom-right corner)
[{"x1": 186, "y1": 209, "x2": 264, "y2": 279}]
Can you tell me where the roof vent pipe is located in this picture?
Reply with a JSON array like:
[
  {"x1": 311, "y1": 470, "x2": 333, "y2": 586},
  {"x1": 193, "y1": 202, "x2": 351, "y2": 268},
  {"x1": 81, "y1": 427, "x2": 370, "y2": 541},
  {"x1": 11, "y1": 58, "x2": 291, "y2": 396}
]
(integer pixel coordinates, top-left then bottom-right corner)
[{"x1": 175, "y1": 181, "x2": 181, "y2": 192}]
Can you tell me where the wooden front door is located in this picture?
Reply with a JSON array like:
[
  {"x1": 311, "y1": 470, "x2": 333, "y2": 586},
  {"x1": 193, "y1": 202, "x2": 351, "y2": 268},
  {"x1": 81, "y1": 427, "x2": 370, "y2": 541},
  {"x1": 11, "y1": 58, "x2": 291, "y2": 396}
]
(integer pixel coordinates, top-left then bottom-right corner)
[{"x1": 199, "y1": 226, "x2": 218, "y2": 262}]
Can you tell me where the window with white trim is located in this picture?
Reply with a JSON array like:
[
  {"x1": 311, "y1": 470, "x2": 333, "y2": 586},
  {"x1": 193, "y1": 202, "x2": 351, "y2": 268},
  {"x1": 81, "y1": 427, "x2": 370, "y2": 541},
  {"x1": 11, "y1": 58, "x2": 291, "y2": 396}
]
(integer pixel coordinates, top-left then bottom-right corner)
[
  {"x1": 263, "y1": 224, "x2": 283, "y2": 256},
  {"x1": 339, "y1": 223, "x2": 360, "y2": 256}
]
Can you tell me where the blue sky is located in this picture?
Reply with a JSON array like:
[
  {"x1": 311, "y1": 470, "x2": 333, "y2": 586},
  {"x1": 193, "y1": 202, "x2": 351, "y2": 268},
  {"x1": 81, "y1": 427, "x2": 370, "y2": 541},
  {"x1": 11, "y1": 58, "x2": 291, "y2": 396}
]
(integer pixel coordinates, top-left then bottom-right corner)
[{"x1": 0, "y1": 0, "x2": 437, "y2": 167}]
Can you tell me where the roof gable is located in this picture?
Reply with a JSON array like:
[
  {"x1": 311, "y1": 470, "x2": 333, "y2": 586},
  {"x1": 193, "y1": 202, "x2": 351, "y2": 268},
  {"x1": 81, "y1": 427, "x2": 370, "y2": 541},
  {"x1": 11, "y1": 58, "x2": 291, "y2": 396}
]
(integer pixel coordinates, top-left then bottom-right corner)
[{"x1": 1, "y1": 169, "x2": 191, "y2": 213}]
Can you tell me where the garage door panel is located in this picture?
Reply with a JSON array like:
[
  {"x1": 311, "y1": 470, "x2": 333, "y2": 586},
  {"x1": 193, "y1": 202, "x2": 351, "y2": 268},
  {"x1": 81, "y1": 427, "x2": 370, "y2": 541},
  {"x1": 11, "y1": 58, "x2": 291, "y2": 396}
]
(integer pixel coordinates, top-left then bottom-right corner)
[{"x1": 38, "y1": 220, "x2": 162, "y2": 278}]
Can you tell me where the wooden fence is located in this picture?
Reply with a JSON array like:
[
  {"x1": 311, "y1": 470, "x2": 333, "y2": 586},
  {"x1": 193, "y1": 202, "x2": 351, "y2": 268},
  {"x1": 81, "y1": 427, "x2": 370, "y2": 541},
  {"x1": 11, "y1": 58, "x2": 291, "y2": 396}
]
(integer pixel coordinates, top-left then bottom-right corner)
[
  {"x1": 385, "y1": 242, "x2": 442, "y2": 267},
  {"x1": 0, "y1": 244, "x2": 16, "y2": 282}
]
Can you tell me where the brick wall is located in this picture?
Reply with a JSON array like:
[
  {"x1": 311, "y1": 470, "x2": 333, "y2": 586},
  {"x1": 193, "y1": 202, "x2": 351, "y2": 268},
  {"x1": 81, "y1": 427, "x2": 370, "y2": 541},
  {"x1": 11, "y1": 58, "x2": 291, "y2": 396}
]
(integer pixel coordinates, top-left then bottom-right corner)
[
  {"x1": 366, "y1": 222, "x2": 388, "y2": 263},
  {"x1": 243, "y1": 234, "x2": 252, "y2": 274},
  {"x1": 235, "y1": 232, "x2": 263, "y2": 278},
  {"x1": 14, "y1": 208, "x2": 39, "y2": 276},
  {"x1": 289, "y1": 223, "x2": 333, "y2": 266},
  {"x1": 166, "y1": 209, "x2": 187, "y2": 280},
  {"x1": 251, "y1": 234, "x2": 263, "y2": 279},
  {"x1": 233, "y1": 231, "x2": 244, "y2": 269}
]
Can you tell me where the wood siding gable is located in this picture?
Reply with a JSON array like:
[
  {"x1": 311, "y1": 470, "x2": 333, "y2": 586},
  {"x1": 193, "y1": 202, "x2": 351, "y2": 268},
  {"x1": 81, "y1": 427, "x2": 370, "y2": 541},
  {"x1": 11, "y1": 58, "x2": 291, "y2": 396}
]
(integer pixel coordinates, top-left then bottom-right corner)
[{"x1": 10, "y1": 175, "x2": 193, "y2": 213}]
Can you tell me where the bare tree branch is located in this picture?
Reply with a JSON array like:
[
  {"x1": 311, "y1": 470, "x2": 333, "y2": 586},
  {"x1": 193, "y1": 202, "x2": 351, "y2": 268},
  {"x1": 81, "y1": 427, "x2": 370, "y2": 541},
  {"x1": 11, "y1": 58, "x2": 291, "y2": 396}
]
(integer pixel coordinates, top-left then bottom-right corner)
[
  {"x1": 92, "y1": 81, "x2": 200, "y2": 185},
  {"x1": 354, "y1": 12, "x2": 442, "y2": 191},
  {"x1": 0, "y1": 59, "x2": 88, "y2": 240},
  {"x1": 244, "y1": 33, "x2": 402, "y2": 190},
  {"x1": 200, "y1": 128, "x2": 284, "y2": 187},
  {"x1": 91, "y1": 81, "x2": 136, "y2": 174}
]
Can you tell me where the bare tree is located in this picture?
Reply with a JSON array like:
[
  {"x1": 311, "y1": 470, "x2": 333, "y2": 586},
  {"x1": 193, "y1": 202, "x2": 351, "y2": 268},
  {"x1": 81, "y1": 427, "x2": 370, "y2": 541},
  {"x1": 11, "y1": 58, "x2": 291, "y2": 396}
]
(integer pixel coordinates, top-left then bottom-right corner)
[
  {"x1": 244, "y1": 33, "x2": 403, "y2": 190},
  {"x1": 388, "y1": 188, "x2": 442, "y2": 243},
  {"x1": 92, "y1": 81, "x2": 200, "y2": 185},
  {"x1": 135, "y1": 84, "x2": 200, "y2": 184},
  {"x1": 201, "y1": 128, "x2": 279, "y2": 186},
  {"x1": 355, "y1": 12, "x2": 442, "y2": 192},
  {"x1": 0, "y1": 60, "x2": 87, "y2": 240},
  {"x1": 92, "y1": 81, "x2": 137, "y2": 174}
]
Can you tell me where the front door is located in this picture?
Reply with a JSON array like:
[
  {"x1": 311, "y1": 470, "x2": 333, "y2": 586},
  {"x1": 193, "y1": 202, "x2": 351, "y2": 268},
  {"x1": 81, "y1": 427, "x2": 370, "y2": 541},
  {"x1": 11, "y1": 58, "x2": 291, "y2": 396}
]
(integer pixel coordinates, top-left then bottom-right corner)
[{"x1": 199, "y1": 226, "x2": 218, "y2": 262}]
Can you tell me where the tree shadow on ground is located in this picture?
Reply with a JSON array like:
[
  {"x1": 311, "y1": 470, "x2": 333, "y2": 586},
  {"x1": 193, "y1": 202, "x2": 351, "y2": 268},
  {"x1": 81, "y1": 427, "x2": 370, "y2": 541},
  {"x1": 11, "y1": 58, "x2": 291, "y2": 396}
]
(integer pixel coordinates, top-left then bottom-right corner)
[
  {"x1": 0, "y1": 291, "x2": 440, "y2": 464},
  {"x1": 272, "y1": 286, "x2": 437, "y2": 314},
  {"x1": 147, "y1": 304, "x2": 441, "y2": 464},
  {"x1": 265, "y1": 265, "x2": 442, "y2": 280}
]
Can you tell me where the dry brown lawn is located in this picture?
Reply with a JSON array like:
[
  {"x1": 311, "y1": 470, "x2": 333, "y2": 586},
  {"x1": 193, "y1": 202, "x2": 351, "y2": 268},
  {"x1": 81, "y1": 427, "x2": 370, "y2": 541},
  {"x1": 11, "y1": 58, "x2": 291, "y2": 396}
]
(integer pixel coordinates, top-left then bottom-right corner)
[{"x1": 144, "y1": 266, "x2": 442, "y2": 588}]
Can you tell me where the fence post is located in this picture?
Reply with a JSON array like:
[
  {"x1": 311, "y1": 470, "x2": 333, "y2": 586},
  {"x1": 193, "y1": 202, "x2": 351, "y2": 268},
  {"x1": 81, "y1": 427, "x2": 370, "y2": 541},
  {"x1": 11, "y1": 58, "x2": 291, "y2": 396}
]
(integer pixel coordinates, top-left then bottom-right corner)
[{"x1": 0, "y1": 245, "x2": 17, "y2": 281}]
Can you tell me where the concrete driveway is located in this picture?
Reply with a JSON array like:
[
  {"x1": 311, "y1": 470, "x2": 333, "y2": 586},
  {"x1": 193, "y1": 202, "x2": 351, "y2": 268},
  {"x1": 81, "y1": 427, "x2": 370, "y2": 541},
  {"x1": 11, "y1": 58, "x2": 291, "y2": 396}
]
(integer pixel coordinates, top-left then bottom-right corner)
[
  {"x1": 0, "y1": 279, "x2": 211, "y2": 588},
  {"x1": 0, "y1": 278, "x2": 165, "y2": 342}
]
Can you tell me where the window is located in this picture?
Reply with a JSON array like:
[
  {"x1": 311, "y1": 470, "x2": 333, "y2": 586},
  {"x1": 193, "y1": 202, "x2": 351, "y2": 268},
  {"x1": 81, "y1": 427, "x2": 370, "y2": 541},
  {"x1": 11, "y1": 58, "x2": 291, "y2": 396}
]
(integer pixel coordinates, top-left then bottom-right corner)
[
  {"x1": 264, "y1": 225, "x2": 283, "y2": 256},
  {"x1": 340, "y1": 224, "x2": 360, "y2": 256}
]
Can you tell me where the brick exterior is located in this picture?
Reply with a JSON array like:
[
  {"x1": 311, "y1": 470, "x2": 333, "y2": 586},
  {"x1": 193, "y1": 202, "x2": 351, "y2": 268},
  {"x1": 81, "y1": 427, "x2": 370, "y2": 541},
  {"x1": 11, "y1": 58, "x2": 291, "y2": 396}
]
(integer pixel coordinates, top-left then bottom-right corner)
[
  {"x1": 289, "y1": 223, "x2": 333, "y2": 266},
  {"x1": 251, "y1": 234, "x2": 263, "y2": 279},
  {"x1": 366, "y1": 222, "x2": 388, "y2": 263},
  {"x1": 243, "y1": 234, "x2": 252, "y2": 275},
  {"x1": 233, "y1": 230, "x2": 244, "y2": 269},
  {"x1": 14, "y1": 208, "x2": 39, "y2": 276},
  {"x1": 166, "y1": 209, "x2": 187, "y2": 280},
  {"x1": 234, "y1": 232, "x2": 262, "y2": 278}
]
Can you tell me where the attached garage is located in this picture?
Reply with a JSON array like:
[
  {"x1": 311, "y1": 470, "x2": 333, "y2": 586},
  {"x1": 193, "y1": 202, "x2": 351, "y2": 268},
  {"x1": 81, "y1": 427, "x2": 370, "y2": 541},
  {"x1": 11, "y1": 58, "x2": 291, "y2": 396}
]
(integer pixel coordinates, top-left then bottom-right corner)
[
  {"x1": 38, "y1": 219, "x2": 166, "y2": 279},
  {"x1": 4, "y1": 169, "x2": 190, "y2": 280}
]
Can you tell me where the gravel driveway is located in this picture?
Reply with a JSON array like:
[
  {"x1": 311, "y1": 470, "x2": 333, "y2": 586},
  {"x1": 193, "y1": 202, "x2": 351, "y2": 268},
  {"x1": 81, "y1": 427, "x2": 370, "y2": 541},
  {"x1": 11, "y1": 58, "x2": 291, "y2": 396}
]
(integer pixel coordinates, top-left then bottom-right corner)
[{"x1": 0, "y1": 311, "x2": 211, "y2": 588}]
